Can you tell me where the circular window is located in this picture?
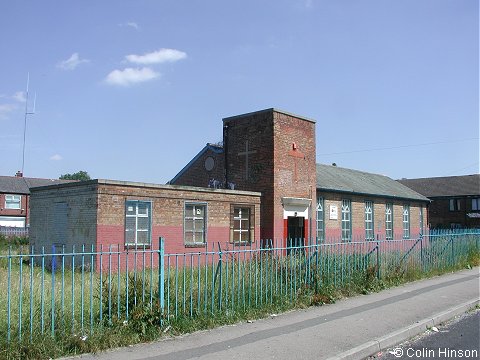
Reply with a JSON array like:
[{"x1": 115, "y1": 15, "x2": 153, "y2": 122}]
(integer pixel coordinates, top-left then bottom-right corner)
[{"x1": 204, "y1": 156, "x2": 215, "y2": 171}]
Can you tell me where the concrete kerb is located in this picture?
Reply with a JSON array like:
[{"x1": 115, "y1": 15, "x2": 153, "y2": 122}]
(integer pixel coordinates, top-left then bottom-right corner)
[{"x1": 325, "y1": 298, "x2": 480, "y2": 360}]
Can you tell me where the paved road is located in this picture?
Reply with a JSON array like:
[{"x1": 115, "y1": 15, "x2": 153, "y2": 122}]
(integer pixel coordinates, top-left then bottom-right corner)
[
  {"x1": 62, "y1": 268, "x2": 479, "y2": 360},
  {"x1": 369, "y1": 310, "x2": 479, "y2": 360}
]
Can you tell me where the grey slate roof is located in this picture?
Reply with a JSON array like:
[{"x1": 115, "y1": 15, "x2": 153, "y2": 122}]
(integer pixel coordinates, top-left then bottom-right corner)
[
  {"x1": 316, "y1": 164, "x2": 429, "y2": 202},
  {"x1": 0, "y1": 176, "x2": 74, "y2": 194},
  {"x1": 398, "y1": 174, "x2": 480, "y2": 198}
]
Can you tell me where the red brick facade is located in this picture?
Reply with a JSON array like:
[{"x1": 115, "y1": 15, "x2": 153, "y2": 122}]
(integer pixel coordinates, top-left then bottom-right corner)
[
  {"x1": 173, "y1": 109, "x2": 317, "y2": 244},
  {"x1": 30, "y1": 180, "x2": 261, "y2": 269},
  {"x1": 318, "y1": 192, "x2": 428, "y2": 240}
]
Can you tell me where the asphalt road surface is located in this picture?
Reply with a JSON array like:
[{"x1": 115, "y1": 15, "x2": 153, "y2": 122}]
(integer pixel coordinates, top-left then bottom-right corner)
[{"x1": 368, "y1": 309, "x2": 480, "y2": 360}]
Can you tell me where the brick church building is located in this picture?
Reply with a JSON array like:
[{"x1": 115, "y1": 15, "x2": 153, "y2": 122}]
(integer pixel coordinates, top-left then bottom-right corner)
[
  {"x1": 171, "y1": 108, "x2": 429, "y2": 245},
  {"x1": 171, "y1": 108, "x2": 317, "y2": 245},
  {"x1": 30, "y1": 108, "x2": 429, "y2": 258}
]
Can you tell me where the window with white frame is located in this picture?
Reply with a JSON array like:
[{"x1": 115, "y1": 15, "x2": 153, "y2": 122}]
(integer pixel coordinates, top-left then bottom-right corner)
[
  {"x1": 385, "y1": 203, "x2": 393, "y2": 240},
  {"x1": 365, "y1": 201, "x2": 374, "y2": 240},
  {"x1": 449, "y1": 199, "x2": 461, "y2": 211},
  {"x1": 184, "y1": 203, "x2": 207, "y2": 245},
  {"x1": 5, "y1": 194, "x2": 21, "y2": 209},
  {"x1": 125, "y1": 200, "x2": 151, "y2": 246},
  {"x1": 316, "y1": 197, "x2": 325, "y2": 242},
  {"x1": 341, "y1": 199, "x2": 352, "y2": 242},
  {"x1": 231, "y1": 206, "x2": 254, "y2": 243},
  {"x1": 472, "y1": 198, "x2": 480, "y2": 211},
  {"x1": 402, "y1": 205, "x2": 410, "y2": 239}
]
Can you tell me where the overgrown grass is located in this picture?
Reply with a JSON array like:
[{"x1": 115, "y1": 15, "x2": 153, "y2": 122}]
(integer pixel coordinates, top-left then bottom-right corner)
[
  {"x1": 1, "y1": 236, "x2": 479, "y2": 360},
  {"x1": 0, "y1": 234, "x2": 29, "y2": 254}
]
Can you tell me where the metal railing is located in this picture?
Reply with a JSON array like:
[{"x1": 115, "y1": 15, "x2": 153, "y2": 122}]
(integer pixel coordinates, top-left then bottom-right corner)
[{"x1": 1, "y1": 230, "x2": 478, "y2": 343}]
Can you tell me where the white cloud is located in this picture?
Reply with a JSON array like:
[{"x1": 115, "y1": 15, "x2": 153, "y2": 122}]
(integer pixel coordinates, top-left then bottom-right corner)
[
  {"x1": 127, "y1": 22, "x2": 139, "y2": 30},
  {"x1": 126, "y1": 22, "x2": 139, "y2": 30},
  {"x1": 57, "y1": 53, "x2": 90, "y2": 70},
  {"x1": 125, "y1": 48, "x2": 187, "y2": 65},
  {"x1": 50, "y1": 154, "x2": 63, "y2": 161},
  {"x1": 0, "y1": 103, "x2": 17, "y2": 120},
  {"x1": 104, "y1": 67, "x2": 160, "y2": 86},
  {"x1": 118, "y1": 22, "x2": 140, "y2": 30},
  {"x1": 12, "y1": 91, "x2": 26, "y2": 102}
]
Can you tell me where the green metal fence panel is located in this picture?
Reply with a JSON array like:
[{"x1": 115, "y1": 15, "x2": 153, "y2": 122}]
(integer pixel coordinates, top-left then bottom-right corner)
[{"x1": 1, "y1": 230, "x2": 479, "y2": 343}]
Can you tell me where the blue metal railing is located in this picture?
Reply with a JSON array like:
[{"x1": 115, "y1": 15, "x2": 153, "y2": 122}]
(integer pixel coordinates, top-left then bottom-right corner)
[{"x1": 1, "y1": 230, "x2": 479, "y2": 343}]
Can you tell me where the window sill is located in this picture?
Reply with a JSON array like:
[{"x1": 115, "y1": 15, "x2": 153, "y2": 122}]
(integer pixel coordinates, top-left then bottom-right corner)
[
  {"x1": 125, "y1": 244, "x2": 151, "y2": 250},
  {"x1": 229, "y1": 241, "x2": 252, "y2": 246},
  {"x1": 184, "y1": 243, "x2": 206, "y2": 248}
]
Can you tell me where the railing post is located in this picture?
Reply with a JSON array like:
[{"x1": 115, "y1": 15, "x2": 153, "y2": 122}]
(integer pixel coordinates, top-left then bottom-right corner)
[
  {"x1": 51, "y1": 244, "x2": 56, "y2": 338},
  {"x1": 159, "y1": 237, "x2": 165, "y2": 313},
  {"x1": 218, "y1": 243, "x2": 223, "y2": 311},
  {"x1": 420, "y1": 234, "x2": 424, "y2": 272},
  {"x1": 450, "y1": 234, "x2": 454, "y2": 267},
  {"x1": 376, "y1": 236, "x2": 380, "y2": 280}
]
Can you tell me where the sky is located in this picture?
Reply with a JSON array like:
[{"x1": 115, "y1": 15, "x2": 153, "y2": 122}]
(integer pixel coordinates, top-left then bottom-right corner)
[{"x1": 0, "y1": 0, "x2": 478, "y2": 184}]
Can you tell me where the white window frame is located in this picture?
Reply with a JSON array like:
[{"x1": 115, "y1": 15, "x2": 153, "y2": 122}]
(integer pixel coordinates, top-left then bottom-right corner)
[
  {"x1": 184, "y1": 202, "x2": 207, "y2": 245},
  {"x1": 5, "y1": 194, "x2": 21, "y2": 210},
  {"x1": 403, "y1": 205, "x2": 410, "y2": 239},
  {"x1": 449, "y1": 199, "x2": 461, "y2": 211},
  {"x1": 365, "y1": 201, "x2": 374, "y2": 241},
  {"x1": 231, "y1": 206, "x2": 253, "y2": 244},
  {"x1": 316, "y1": 197, "x2": 325, "y2": 242},
  {"x1": 341, "y1": 199, "x2": 352, "y2": 242},
  {"x1": 385, "y1": 203, "x2": 393, "y2": 240},
  {"x1": 472, "y1": 198, "x2": 480, "y2": 211},
  {"x1": 125, "y1": 200, "x2": 152, "y2": 246}
]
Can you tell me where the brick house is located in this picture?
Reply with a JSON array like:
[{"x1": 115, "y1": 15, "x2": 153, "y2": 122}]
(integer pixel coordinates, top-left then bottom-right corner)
[
  {"x1": 398, "y1": 175, "x2": 480, "y2": 229},
  {"x1": 171, "y1": 108, "x2": 430, "y2": 244},
  {"x1": 0, "y1": 172, "x2": 72, "y2": 229},
  {"x1": 29, "y1": 180, "x2": 261, "y2": 261}
]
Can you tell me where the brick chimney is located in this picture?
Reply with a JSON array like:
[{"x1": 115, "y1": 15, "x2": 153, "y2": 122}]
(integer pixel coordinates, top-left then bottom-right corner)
[{"x1": 15, "y1": 171, "x2": 23, "y2": 177}]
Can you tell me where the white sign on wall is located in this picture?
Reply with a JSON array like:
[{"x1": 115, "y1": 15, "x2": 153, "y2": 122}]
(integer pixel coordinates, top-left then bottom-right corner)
[{"x1": 329, "y1": 205, "x2": 338, "y2": 220}]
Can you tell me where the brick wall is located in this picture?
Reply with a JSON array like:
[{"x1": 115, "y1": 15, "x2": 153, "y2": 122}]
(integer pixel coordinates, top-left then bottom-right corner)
[
  {"x1": 29, "y1": 183, "x2": 98, "y2": 267},
  {"x1": 318, "y1": 192, "x2": 428, "y2": 241},
  {"x1": 96, "y1": 181, "x2": 261, "y2": 255},
  {"x1": 272, "y1": 111, "x2": 317, "y2": 242},
  {"x1": 223, "y1": 110, "x2": 275, "y2": 240},
  {"x1": 428, "y1": 197, "x2": 480, "y2": 228},
  {"x1": 223, "y1": 109, "x2": 317, "y2": 242},
  {"x1": 30, "y1": 180, "x2": 261, "y2": 270},
  {"x1": 170, "y1": 145, "x2": 225, "y2": 188}
]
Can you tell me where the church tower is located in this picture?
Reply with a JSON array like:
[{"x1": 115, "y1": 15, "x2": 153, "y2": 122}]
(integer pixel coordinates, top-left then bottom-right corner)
[{"x1": 223, "y1": 108, "x2": 317, "y2": 244}]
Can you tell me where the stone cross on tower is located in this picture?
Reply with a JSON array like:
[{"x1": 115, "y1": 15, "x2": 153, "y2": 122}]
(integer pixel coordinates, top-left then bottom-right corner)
[{"x1": 238, "y1": 140, "x2": 257, "y2": 181}]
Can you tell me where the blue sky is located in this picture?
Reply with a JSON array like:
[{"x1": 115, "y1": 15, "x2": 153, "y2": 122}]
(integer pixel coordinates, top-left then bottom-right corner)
[{"x1": 1, "y1": 0, "x2": 478, "y2": 183}]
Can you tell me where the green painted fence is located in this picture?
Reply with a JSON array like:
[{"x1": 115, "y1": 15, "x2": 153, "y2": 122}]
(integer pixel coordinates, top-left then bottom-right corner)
[{"x1": 1, "y1": 229, "x2": 478, "y2": 343}]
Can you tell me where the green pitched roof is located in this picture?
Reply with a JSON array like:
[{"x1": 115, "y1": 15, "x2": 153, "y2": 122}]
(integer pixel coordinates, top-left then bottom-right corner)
[{"x1": 316, "y1": 164, "x2": 429, "y2": 202}]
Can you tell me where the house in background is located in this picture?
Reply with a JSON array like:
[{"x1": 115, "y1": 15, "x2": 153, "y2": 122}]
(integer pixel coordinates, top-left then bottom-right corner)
[
  {"x1": 398, "y1": 174, "x2": 480, "y2": 229},
  {"x1": 0, "y1": 171, "x2": 72, "y2": 229}
]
